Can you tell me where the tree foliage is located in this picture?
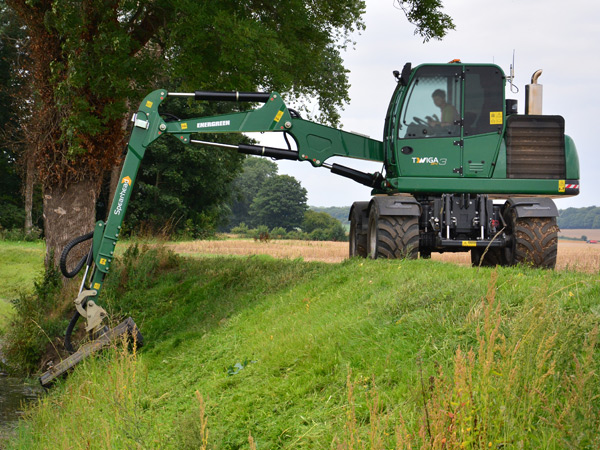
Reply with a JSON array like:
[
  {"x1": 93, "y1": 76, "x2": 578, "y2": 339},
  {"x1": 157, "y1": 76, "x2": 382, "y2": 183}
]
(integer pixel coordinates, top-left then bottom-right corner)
[
  {"x1": 0, "y1": 2, "x2": 42, "y2": 231},
  {"x1": 310, "y1": 206, "x2": 351, "y2": 227},
  {"x1": 394, "y1": 0, "x2": 455, "y2": 42},
  {"x1": 249, "y1": 174, "x2": 308, "y2": 231},
  {"x1": 302, "y1": 210, "x2": 346, "y2": 241},
  {"x1": 228, "y1": 157, "x2": 279, "y2": 229},
  {"x1": 558, "y1": 207, "x2": 600, "y2": 229}
]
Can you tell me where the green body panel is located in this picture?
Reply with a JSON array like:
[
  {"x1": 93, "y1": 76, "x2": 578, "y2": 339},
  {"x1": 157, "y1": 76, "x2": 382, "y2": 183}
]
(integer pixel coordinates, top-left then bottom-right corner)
[
  {"x1": 463, "y1": 133, "x2": 503, "y2": 178},
  {"x1": 165, "y1": 93, "x2": 292, "y2": 136},
  {"x1": 387, "y1": 176, "x2": 570, "y2": 196},
  {"x1": 288, "y1": 118, "x2": 384, "y2": 166},
  {"x1": 565, "y1": 135, "x2": 580, "y2": 179},
  {"x1": 395, "y1": 135, "x2": 462, "y2": 177},
  {"x1": 492, "y1": 139, "x2": 507, "y2": 178}
]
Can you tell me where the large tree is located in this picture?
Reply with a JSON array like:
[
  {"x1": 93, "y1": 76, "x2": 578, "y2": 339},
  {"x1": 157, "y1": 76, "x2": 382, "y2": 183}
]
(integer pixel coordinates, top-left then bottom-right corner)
[
  {"x1": 5, "y1": 0, "x2": 454, "y2": 264},
  {"x1": 250, "y1": 174, "x2": 308, "y2": 230}
]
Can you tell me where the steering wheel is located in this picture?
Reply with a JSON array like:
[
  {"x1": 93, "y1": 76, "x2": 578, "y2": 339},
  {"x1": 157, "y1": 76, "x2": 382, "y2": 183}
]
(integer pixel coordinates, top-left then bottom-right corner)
[{"x1": 412, "y1": 116, "x2": 428, "y2": 126}]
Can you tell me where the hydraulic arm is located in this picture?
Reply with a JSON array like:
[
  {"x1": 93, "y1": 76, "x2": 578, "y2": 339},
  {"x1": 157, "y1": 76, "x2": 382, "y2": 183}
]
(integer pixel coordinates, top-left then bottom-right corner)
[
  {"x1": 40, "y1": 89, "x2": 385, "y2": 386},
  {"x1": 90, "y1": 89, "x2": 387, "y2": 310}
]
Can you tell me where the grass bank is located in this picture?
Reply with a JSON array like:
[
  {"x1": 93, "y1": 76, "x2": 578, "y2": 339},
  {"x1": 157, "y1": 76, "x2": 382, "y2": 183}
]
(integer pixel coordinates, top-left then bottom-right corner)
[
  {"x1": 7, "y1": 245, "x2": 600, "y2": 449},
  {"x1": 0, "y1": 241, "x2": 45, "y2": 331}
]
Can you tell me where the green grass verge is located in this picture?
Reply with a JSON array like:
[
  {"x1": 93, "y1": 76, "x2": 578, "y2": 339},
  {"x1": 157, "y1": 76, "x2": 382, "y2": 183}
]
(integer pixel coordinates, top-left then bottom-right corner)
[
  {"x1": 6, "y1": 246, "x2": 600, "y2": 449},
  {"x1": 0, "y1": 241, "x2": 45, "y2": 331},
  {"x1": 0, "y1": 241, "x2": 45, "y2": 300}
]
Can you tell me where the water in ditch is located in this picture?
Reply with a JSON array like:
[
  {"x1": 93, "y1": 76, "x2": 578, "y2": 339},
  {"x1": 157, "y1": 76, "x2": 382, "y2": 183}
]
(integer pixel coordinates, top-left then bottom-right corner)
[{"x1": 0, "y1": 375, "x2": 42, "y2": 442}]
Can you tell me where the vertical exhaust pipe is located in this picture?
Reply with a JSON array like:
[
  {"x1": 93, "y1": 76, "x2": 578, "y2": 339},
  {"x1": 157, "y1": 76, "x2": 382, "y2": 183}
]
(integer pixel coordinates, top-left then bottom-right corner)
[{"x1": 525, "y1": 69, "x2": 543, "y2": 115}]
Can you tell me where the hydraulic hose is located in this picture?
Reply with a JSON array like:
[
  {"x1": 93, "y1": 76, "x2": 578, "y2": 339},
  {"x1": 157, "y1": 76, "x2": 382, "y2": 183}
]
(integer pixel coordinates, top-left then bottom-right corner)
[
  {"x1": 59, "y1": 232, "x2": 94, "y2": 278},
  {"x1": 64, "y1": 310, "x2": 80, "y2": 354},
  {"x1": 61, "y1": 231, "x2": 95, "y2": 353}
]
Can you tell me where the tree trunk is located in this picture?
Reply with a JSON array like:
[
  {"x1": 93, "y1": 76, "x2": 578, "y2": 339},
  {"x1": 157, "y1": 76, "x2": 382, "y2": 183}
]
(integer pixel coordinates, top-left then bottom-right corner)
[
  {"x1": 23, "y1": 148, "x2": 35, "y2": 232},
  {"x1": 43, "y1": 179, "x2": 98, "y2": 267},
  {"x1": 108, "y1": 159, "x2": 123, "y2": 218}
]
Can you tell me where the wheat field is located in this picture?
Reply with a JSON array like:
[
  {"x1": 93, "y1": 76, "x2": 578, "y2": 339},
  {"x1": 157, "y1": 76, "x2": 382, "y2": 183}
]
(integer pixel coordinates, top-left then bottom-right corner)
[{"x1": 166, "y1": 238, "x2": 600, "y2": 273}]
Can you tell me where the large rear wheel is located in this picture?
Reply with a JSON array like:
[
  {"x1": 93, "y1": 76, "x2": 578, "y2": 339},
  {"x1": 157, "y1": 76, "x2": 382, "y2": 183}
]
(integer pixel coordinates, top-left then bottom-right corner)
[
  {"x1": 367, "y1": 208, "x2": 419, "y2": 259},
  {"x1": 505, "y1": 208, "x2": 558, "y2": 269}
]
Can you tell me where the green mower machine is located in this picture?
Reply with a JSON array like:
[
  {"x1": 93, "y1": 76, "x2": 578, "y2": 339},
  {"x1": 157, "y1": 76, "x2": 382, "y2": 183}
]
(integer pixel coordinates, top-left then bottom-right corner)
[{"x1": 41, "y1": 61, "x2": 580, "y2": 386}]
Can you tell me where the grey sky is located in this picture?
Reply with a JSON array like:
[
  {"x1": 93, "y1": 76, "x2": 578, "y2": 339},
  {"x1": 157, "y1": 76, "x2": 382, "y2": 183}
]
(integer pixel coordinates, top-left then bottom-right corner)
[{"x1": 260, "y1": 0, "x2": 599, "y2": 208}]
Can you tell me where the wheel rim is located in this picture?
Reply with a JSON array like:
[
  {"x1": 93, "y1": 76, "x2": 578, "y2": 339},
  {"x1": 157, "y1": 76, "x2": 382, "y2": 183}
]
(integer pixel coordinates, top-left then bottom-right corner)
[{"x1": 368, "y1": 211, "x2": 378, "y2": 259}]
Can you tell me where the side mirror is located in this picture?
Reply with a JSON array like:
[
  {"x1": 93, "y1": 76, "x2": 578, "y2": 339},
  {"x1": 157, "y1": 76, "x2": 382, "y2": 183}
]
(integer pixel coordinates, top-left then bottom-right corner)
[{"x1": 400, "y1": 62, "x2": 412, "y2": 86}]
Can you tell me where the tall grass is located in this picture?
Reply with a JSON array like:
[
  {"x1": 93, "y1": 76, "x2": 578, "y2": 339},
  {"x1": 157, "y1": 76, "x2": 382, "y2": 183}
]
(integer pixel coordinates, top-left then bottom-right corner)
[
  {"x1": 337, "y1": 270, "x2": 600, "y2": 449},
  {"x1": 10, "y1": 337, "x2": 166, "y2": 449}
]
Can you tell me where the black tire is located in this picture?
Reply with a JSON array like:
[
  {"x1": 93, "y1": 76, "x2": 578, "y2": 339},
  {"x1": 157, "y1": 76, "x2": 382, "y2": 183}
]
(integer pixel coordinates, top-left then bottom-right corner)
[
  {"x1": 349, "y1": 202, "x2": 369, "y2": 258},
  {"x1": 470, "y1": 247, "x2": 506, "y2": 267},
  {"x1": 505, "y1": 208, "x2": 558, "y2": 269},
  {"x1": 367, "y1": 208, "x2": 419, "y2": 259}
]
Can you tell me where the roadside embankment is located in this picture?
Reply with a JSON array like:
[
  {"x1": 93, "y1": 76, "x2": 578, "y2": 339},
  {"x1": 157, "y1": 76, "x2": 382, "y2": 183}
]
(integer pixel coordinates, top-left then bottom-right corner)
[{"x1": 5, "y1": 244, "x2": 600, "y2": 449}]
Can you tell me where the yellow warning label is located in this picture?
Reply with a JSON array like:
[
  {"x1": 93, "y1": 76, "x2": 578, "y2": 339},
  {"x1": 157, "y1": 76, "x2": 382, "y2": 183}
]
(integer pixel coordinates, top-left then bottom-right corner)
[
  {"x1": 490, "y1": 111, "x2": 503, "y2": 125},
  {"x1": 462, "y1": 241, "x2": 477, "y2": 247},
  {"x1": 181, "y1": 123, "x2": 188, "y2": 130},
  {"x1": 145, "y1": 100, "x2": 153, "y2": 108},
  {"x1": 558, "y1": 179, "x2": 566, "y2": 193},
  {"x1": 274, "y1": 111, "x2": 284, "y2": 122},
  {"x1": 99, "y1": 258, "x2": 107, "y2": 265},
  {"x1": 93, "y1": 283, "x2": 101, "y2": 289}
]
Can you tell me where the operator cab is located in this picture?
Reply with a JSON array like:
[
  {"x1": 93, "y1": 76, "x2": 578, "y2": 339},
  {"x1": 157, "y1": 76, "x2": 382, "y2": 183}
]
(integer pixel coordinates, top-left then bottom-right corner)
[{"x1": 389, "y1": 62, "x2": 505, "y2": 179}]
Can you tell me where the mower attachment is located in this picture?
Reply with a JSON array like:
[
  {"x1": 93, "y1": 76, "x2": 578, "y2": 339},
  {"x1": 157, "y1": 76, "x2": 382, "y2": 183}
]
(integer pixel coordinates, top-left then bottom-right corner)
[{"x1": 39, "y1": 317, "x2": 143, "y2": 388}]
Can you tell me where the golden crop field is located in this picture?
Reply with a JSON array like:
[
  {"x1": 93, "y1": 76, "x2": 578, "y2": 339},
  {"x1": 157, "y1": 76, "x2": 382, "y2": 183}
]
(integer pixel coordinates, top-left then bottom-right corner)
[
  {"x1": 166, "y1": 237, "x2": 600, "y2": 273},
  {"x1": 558, "y1": 229, "x2": 600, "y2": 240}
]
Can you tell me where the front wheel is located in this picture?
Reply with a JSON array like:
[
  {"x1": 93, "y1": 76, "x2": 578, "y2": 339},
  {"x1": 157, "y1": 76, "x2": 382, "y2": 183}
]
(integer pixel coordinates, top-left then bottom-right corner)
[{"x1": 367, "y1": 208, "x2": 419, "y2": 259}]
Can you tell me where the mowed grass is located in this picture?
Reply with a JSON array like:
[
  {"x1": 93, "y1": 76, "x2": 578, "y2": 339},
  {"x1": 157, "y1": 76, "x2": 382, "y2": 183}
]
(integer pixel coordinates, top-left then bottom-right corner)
[
  {"x1": 0, "y1": 241, "x2": 45, "y2": 330},
  {"x1": 7, "y1": 245, "x2": 600, "y2": 449}
]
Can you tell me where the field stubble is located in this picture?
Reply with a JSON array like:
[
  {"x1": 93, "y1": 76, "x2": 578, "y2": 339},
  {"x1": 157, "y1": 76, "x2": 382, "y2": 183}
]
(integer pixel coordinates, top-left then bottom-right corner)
[{"x1": 167, "y1": 238, "x2": 600, "y2": 273}]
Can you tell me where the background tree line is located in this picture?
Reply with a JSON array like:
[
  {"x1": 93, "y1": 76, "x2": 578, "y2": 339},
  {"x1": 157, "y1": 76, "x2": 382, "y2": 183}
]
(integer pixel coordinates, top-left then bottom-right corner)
[
  {"x1": 558, "y1": 207, "x2": 600, "y2": 229},
  {"x1": 226, "y1": 157, "x2": 346, "y2": 241}
]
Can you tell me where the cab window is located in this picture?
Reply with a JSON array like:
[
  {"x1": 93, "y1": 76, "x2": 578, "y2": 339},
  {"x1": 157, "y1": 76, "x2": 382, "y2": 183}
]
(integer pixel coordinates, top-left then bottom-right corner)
[
  {"x1": 463, "y1": 66, "x2": 504, "y2": 136},
  {"x1": 399, "y1": 66, "x2": 462, "y2": 139}
]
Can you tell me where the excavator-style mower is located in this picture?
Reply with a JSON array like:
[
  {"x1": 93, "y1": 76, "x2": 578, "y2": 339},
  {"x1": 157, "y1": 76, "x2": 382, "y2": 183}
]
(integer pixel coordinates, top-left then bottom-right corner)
[{"x1": 41, "y1": 61, "x2": 579, "y2": 386}]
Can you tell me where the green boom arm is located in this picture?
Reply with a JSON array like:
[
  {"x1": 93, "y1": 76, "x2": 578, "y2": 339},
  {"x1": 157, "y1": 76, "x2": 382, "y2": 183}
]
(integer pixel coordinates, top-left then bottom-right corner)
[{"x1": 78, "y1": 89, "x2": 385, "y2": 333}]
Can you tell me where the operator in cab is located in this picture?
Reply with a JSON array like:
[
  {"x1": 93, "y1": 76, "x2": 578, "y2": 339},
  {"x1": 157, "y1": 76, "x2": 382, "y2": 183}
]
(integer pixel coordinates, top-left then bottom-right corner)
[{"x1": 427, "y1": 89, "x2": 459, "y2": 127}]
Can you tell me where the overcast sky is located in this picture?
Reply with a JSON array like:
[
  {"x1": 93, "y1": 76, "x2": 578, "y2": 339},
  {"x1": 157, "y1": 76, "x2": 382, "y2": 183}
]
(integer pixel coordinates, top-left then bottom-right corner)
[{"x1": 253, "y1": 0, "x2": 599, "y2": 209}]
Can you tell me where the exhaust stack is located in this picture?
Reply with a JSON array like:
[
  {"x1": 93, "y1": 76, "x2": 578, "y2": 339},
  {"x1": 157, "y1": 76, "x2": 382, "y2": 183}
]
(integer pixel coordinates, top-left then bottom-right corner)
[{"x1": 525, "y1": 69, "x2": 543, "y2": 115}]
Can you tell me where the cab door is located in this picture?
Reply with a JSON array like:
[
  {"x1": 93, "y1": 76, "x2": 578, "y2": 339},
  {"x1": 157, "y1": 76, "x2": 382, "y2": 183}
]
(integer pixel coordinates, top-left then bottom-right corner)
[
  {"x1": 395, "y1": 65, "x2": 464, "y2": 177},
  {"x1": 462, "y1": 65, "x2": 505, "y2": 177}
]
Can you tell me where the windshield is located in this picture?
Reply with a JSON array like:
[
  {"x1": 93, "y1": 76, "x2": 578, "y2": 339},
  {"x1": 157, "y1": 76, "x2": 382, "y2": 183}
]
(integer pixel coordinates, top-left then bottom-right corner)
[{"x1": 399, "y1": 66, "x2": 462, "y2": 139}]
